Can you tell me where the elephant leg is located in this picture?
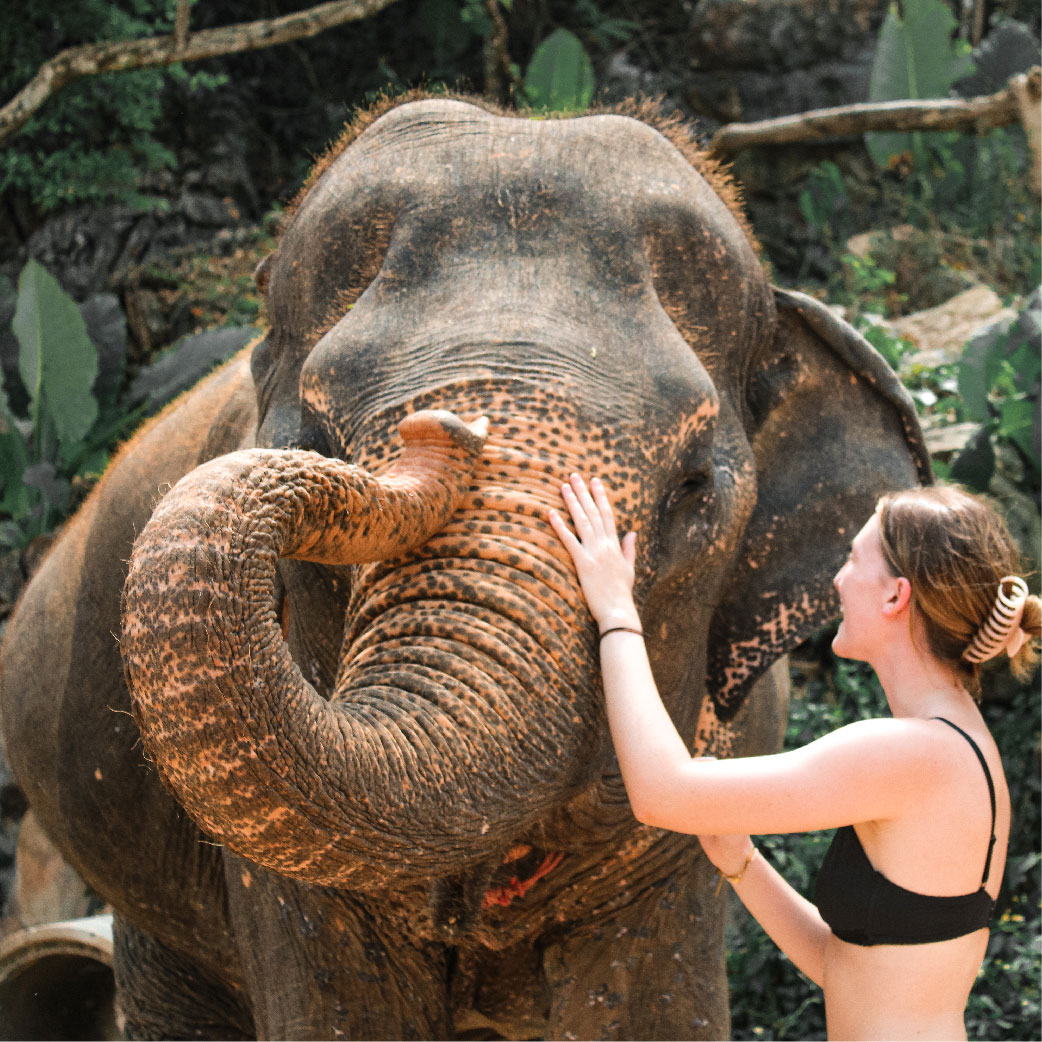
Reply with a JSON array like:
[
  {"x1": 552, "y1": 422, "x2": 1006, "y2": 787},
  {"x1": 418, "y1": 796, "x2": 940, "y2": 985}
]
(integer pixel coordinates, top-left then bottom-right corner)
[
  {"x1": 113, "y1": 914, "x2": 255, "y2": 1040},
  {"x1": 542, "y1": 848, "x2": 729, "y2": 1041},
  {"x1": 224, "y1": 854, "x2": 452, "y2": 1041}
]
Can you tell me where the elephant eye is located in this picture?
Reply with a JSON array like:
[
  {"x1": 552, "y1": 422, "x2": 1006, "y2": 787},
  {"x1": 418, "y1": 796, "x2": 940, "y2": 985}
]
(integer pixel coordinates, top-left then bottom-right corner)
[{"x1": 664, "y1": 467, "x2": 714, "y2": 514}]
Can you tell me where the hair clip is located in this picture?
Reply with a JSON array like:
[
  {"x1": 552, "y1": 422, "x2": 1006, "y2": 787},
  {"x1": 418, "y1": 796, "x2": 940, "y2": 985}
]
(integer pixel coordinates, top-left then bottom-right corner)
[{"x1": 963, "y1": 576, "x2": 1029, "y2": 664}]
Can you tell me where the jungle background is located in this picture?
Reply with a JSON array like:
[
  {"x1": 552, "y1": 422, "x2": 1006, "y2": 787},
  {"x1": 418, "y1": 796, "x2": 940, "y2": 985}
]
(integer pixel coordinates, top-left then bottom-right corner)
[{"x1": 0, "y1": 1, "x2": 1039, "y2": 1039}]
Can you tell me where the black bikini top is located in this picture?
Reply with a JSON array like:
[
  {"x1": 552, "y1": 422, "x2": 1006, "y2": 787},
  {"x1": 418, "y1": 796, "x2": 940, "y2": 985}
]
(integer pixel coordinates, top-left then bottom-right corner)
[{"x1": 815, "y1": 717, "x2": 997, "y2": 947}]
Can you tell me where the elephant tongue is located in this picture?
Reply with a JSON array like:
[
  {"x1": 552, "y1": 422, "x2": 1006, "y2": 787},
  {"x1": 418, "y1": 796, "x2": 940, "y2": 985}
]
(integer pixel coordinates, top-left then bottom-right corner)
[{"x1": 483, "y1": 851, "x2": 564, "y2": 908}]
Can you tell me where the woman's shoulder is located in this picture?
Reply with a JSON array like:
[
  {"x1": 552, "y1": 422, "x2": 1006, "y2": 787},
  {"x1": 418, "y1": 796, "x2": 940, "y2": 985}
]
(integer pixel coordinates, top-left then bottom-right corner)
[
  {"x1": 763, "y1": 716, "x2": 966, "y2": 827},
  {"x1": 805, "y1": 716, "x2": 966, "y2": 780},
  {"x1": 817, "y1": 714, "x2": 949, "y2": 742}
]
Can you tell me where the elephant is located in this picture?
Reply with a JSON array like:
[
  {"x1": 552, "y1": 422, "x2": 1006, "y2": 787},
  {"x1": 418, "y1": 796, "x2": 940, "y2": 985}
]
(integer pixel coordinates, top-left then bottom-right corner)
[{"x1": 0, "y1": 93, "x2": 931, "y2": 1041}]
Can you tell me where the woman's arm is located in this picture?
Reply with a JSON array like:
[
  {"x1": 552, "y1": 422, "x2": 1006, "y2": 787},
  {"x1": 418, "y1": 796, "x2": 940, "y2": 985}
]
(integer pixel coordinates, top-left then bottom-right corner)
[
  {"x1": 708, "y1": 837, "x2": 831, "y2": 987},
  {"x1": 549, "y1": 474, "x2": 949, "y2": 836},
  {"x1": 599, "y1": 625, "x2": 937, "y2": 833}
]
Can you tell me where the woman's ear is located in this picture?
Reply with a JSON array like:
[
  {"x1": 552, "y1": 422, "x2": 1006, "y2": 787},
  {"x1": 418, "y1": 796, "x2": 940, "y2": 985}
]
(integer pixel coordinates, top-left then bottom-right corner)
[{"x1": 882, "y1": 576, "x2": 912, "y2": 618}]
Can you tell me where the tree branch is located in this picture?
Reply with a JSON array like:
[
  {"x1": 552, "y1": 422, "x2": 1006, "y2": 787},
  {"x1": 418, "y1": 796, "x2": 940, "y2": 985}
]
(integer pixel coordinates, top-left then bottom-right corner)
[
  {"x1": 709, "y1": 67, "x2": 1041, "y2": 163},
  {"x1": 483, "y1": 0, "x2": 512, "y2": 102},
  {"x1": 1009, "y1": 71, "x2": 1042, "y2": 195},
  {"x1": 174, "y1": 0, "x2": 192, "y2": 54},
  {"x1": 0, "y1": 0, "x2": 403, "y2": 147}
]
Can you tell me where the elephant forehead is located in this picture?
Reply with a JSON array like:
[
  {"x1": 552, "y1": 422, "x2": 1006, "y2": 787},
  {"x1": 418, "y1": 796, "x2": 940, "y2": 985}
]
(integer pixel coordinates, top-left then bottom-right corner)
[
  {"x1": 341, "y1": 98, "x2": 699, "y2": 192},
  {"x1": 272, "y1": 102, "x2": 766, "y2": 374},
  {"x1": 383, "y1": 101, "x2": 693, "y2": 187},
  {"x1": 287, "y1": 99, "x2": 743, "y2": 263}
]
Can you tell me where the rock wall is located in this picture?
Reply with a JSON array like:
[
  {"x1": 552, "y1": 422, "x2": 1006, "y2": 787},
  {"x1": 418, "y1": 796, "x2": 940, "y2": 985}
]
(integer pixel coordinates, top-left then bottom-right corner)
[{"x1": 683, "y1": 0, "x2": 889, "y2": 122}]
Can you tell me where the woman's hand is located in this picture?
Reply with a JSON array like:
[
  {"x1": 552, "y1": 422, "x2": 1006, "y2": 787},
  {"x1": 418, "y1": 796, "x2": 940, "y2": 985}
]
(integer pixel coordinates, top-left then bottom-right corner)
[{"x1": 548, "y1": 474, "x2": 640, "y2": 630}]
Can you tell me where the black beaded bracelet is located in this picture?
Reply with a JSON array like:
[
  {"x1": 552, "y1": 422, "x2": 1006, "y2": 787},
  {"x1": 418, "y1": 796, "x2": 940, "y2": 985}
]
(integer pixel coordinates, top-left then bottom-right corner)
[{"x1": 598, "y1": 626, "x2": 644, "y2": 641}]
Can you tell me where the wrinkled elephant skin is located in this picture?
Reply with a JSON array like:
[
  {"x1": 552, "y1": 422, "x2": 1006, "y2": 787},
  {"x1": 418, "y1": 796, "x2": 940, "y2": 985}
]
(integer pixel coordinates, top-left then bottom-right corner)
[{"x1": 0, "y1": 96, "x2": 930, "y2": 1041}]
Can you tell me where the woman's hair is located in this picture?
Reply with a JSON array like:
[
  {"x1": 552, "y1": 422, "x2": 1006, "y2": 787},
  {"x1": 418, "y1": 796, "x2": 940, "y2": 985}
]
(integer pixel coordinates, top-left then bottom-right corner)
[{"x1": 876, "y1": 484, "x2": 1041, "y2": 700}]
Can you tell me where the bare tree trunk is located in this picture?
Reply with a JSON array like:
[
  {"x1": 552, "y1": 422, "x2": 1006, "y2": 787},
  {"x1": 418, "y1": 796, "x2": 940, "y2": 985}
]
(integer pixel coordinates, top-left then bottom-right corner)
[
  {"x1": 483, "y1": 0, "x2": 513, "y2": 103},
  {"x1": 972, "y1": 0, "x2": 986, "y2": 47},
  {"x1": 0, "y1": 0, "x2": 403, "y2": 147},
  {"x1": 174, "y1": 0, "x2": 192, "y2": 54},
  {"x1": 1010, "y1": 71, "x2": 1042, "y2": 195}
]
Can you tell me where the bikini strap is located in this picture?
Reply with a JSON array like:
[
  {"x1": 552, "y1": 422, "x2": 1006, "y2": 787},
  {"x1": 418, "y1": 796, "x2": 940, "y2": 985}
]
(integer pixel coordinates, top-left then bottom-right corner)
[{"x1": 933, "y1": 717, "x2": 998, "y2": 886}]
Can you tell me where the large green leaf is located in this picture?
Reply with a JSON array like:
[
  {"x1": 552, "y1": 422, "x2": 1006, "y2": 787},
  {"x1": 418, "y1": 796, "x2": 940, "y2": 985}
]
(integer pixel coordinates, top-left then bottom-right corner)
[
  {"x1": 866, "y1": 0, "x2": 975, "y2": 169},
  {"x1": 957, "y1": 324, "x2": 1005, "y2": 423},
  {"x1": 12, "y1": 259, "x2": 98, "y2": 449},
  {"x1": 958, "y1": 295, "x2": 1041, "y2": 431},
  {"x1": 999, "y1": 397, "x2": 1039, "y2": 467},
  {"x1": 523, "y1": 29, "x2": 595, "y2": 114},
  {"x1": 0, "y1": 380, "x2": 31, "y2": 515}
]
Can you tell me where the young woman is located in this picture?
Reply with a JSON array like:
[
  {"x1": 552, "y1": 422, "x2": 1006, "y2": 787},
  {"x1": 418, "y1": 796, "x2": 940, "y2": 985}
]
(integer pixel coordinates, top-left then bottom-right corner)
[{"x1": 548, "y1": 476, "x2": 1040, "y2": 1041}]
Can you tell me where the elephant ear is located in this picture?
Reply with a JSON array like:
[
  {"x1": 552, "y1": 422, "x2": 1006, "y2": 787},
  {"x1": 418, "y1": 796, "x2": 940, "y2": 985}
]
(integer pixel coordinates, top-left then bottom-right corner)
[{"x1": 705, "y1": 288, "x2": 932, "y2": 721}]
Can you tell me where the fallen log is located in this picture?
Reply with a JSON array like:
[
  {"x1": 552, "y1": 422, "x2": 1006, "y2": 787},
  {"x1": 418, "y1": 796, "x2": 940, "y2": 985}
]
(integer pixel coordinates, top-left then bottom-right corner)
[{"x1": 709, "y1": 68, "x2": 1041, "y2": 193}]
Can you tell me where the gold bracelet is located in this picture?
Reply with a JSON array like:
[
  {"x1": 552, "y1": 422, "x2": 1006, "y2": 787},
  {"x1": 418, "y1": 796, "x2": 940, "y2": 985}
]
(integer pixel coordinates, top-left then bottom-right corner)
[{"x1": 714, "y1": 846, "x2": 758, "y2": 896}]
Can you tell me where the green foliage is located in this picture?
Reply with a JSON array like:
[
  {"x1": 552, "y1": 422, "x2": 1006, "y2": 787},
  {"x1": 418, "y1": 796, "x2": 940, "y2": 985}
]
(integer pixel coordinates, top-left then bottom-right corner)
[
  {"x1": 839, "y1": 252, "x2": 900, "y2": 311},
  {"x1": 417, "y1": 0, "x2": 488, "y2": 76},
  {"x1": 1, "y1": 262, "x2": 142, "y2": 546},
  {"x1": 905, "y1": 127, "x2": 1042, "y2": 281},
  {"x1": 859, "y1": 0, "x2": 1041, "y2": 293},
  {"x1": 523, "y1": 29, "x2": 595, "y2": 114},
  {"x1": 0, "y1": 1, "x2": 222, "y2": 212},
  {"x1": 866, "y1": 0, "x2": 975, "y2": 171},
  {"x1": 0, "y1": 383, "x2": 31, "y2": 532},
  {"x1": 418, "y1": 0, "x2": 629, "y2": 110},
  {"x1": 951, "y1": 294, "x2": 1041, "y2": 490},
  {"x1": 456, "y1": 0, "x2": 511, "y2": 37},
  {"x1": 13, "y1": 260, "x2": 99, "y2": 450},
  {"x1": 798, "y1": 135, "x2": 1039, "y2": 305},
  {"x1": 967, "y1": 682, "x2": 1042, "y2": 1039},
  {"x1": 855, "y1": 312, "x2": 914, "y2": 370},
  {"x1": 519, "y1": 3, "x2": 635, "y2": 113},
  {"x1": 798, "y1": 161, "x2": 851, "y2": 252},
  {"x1": 819, "y1": 249, "x2": 917, "y2": 370},
  {"x1": 569, "y1": 0, "x2": 639, "y2": 49}
]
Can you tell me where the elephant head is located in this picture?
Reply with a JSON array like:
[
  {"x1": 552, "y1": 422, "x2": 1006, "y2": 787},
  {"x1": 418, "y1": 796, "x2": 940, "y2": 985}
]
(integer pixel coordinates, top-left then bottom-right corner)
[{"x1": 121, "y1": 95, "x2": 930, "y2": 943}]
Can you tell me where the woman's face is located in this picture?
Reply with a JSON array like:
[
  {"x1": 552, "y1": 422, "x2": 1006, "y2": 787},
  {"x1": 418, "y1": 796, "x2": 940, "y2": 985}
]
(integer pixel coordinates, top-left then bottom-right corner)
[{"x1": 831, "y1": 511, "x2": 898, "y2": 661}]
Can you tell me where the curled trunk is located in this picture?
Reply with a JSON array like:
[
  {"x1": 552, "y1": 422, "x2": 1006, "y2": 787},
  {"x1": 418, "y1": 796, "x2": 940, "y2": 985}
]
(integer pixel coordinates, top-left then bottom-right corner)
[{"x1": 121, "y1": 411, "x2": 526, "y2": 887}]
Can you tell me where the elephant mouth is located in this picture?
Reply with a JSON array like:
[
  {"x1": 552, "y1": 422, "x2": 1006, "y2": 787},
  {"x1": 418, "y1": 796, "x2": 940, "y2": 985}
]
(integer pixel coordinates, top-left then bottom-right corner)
[{"x1": 483, "y1": 845, "x2": 565, "y2": 909}]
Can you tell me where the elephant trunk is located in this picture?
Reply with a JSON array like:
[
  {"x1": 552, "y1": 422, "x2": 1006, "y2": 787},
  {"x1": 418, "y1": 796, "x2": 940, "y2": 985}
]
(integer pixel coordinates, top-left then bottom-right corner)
[
  {"x1": 122, "y1": 411, "x2": 500, "y2": 886},
  {"x1": 122, "y1": 410, "x2": 596, "y2": 892}
]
